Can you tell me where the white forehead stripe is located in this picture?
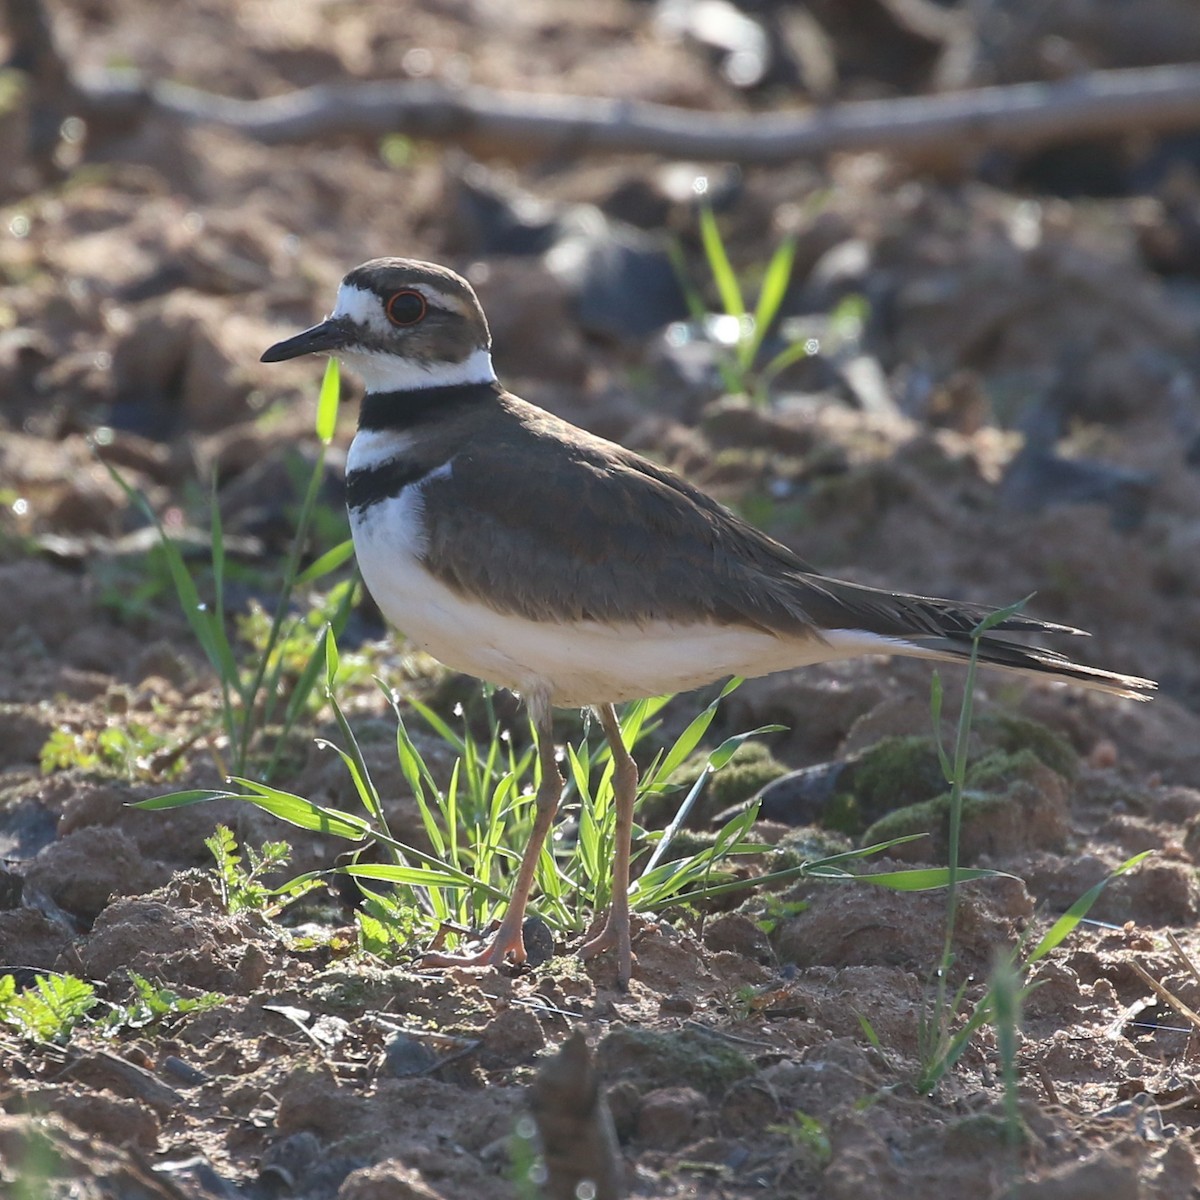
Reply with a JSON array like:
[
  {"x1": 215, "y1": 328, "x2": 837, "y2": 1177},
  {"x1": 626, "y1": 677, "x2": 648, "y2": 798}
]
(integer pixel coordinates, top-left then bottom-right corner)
[
  {"x1": 332, "y1": 280, "x2": 468, "y2": 328},
  {"x1": 333, "y1": 282, "x2": 390, "y2": 333}
]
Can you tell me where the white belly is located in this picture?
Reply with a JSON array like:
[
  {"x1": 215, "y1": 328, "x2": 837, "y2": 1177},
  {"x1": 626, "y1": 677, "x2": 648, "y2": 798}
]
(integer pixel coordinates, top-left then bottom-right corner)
[{"x1": 350, "y1": 488, "x2": 898, "y2": 709}]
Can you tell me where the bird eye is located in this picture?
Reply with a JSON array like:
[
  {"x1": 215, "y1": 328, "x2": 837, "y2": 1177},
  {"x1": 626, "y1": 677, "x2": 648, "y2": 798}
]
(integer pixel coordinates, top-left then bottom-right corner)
[{"x1": 385, "y1": 289, "x2": 427, "y2": 326}]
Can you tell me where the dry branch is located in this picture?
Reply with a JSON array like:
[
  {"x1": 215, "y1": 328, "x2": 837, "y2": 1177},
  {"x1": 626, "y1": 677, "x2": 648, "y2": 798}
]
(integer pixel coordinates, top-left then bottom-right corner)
[{"x1": 76, "y1": 62, "x2": 1200, "y2": 163}]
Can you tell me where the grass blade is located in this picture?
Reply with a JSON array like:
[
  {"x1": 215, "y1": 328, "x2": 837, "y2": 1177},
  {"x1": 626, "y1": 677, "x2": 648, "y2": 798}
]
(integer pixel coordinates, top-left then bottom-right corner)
[
  {"x1": 1025, "y1": 850, "x2": 1152, "y2": 964},
  {"x1": 840, "y1": 866, "x2": 1014, "y2": 890},
  {"x1": 709, "y1": 724, "x2": 786, "y2": 771},
  {"x1": 295, "y1": 539, "x2": 356, "y2": 587},
  {"x1": 337, "y1": 863, "x2": 475, "y2": 890},
  {"x1": 409, "y1": 698, "x2": 468, "y2": 756},
  {"x1": 643, "y1": 679, "x2": 743, "y2": 792},
  {"x1": 699, "y1": 205, "x2": 745, "y2": 318},
  {"x1": 132, "y1": 789, "x2": 234, "y2": 810},
  {"x1": 757, "y1": 338, "x2": 814, "y2": 390},
  {"x1": 744, "y1": 236, "x2": 796, "y2": 368},
  {"x1": 224, "y1": 779, "x2": 370, "y2": 839},
  {"x1": 753, "y1": 237, "x2": 797, "y2": 332},
  {"x1": 316, "y1": 358, "x2": 341, "y2": 444}
]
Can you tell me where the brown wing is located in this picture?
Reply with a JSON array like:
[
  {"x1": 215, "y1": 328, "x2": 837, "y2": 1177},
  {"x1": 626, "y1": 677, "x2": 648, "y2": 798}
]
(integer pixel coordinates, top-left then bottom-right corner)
[
  {"x1": 418, "y1": 393, "x2": 1086, "y2": 644},
  {"x1": 418, "y1": 396, "x2": 820, "y2": 632}
]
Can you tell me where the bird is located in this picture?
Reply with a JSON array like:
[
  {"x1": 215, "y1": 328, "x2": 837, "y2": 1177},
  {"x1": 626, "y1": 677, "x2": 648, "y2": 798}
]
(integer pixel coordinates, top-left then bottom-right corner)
[{"x1": 261, "y1": 256, "x2": 1156, "y2": 988}]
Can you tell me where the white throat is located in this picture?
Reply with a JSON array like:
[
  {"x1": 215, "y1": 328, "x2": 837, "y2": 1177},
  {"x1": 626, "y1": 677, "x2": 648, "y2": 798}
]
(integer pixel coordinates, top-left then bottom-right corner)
[{"x1": 337, "y1": 344, "x2": 496, "y2": 394}]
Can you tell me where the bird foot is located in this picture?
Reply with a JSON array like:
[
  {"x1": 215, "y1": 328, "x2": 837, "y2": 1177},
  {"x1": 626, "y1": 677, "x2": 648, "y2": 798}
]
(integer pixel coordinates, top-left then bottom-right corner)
[
  {"x1": 422, "y1": 916, "x2": 525, "y2": 971},
  {"x1": 580, "y1": 911, "x2": 632, "y2": 989}
]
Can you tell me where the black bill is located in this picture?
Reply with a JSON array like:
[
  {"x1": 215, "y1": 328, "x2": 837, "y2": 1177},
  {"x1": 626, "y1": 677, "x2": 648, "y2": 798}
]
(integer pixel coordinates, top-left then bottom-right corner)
[{"x1": 261, "y1": 317, "x2": 350, "y2": 362}]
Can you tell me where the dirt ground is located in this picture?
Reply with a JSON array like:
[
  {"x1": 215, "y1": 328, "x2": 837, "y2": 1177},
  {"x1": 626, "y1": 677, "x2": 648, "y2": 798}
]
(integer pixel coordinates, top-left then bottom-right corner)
[{"x1": 3, "y1": 1, "x2": 1200, "y2": 1197}]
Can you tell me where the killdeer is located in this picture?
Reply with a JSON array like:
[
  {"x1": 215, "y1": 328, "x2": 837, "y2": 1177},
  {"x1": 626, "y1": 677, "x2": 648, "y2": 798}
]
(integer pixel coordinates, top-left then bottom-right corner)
[{"x1": 262, "y1": 257, "x2": 1155, "y2": 988}]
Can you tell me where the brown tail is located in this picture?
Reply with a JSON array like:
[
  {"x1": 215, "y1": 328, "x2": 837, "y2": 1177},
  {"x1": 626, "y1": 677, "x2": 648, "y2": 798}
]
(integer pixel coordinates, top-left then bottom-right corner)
[
  {"x1": 893, "y1": 633, "x2": 1156, "y2": 700},
  {"x1": 793, "y1": 575, "x2": 1155, "y2": 700}
]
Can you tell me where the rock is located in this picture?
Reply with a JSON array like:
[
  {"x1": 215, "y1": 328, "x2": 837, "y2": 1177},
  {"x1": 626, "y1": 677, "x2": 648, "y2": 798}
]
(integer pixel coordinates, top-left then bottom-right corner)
[
  {"x1": 25, "y1": 827, "x2": 172, "y2": 923},
  {"x1": 110, "y1": 292, "x2": 261, "y2": 435},
  {"x1": 636, "y1": 1085, "x2": 709, "y2": 1149}
]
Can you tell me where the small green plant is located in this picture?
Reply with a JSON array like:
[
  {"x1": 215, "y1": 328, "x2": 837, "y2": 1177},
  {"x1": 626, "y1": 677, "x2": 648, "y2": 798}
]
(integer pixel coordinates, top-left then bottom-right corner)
[
  {"x1": 916, "y1": 601, "x2": 1022, "y2": 1089},
  {"x1": 769, "y1": 1110, "x2": 832, "y2": 1168},
  {"x1": 913, "y1": 846, "x2": 1149, "y2": 1097},
  {"x1": 94, "y1": 971, "x2": 224, "y2": 1036},
  {"x1": 236, "y1": 578, "x2": 370, "y2": 704},
  {"x1": 141, "y1": 660, "x2": 782, "y2": 952},
  {"x1": 141, "y1": 634, "x2": 1014, "y2": 960},
  {"x1": 379, "y1": 133, "x2": 415, "y2": 169},
  {"x1": 39, "y1": 722, "x2": 180, "y2": 780},
  {"x1": 912, "y1": 599, "x2": 1153, "y2": 1093},
  {"x1": 507, "y1": 1113, "x2": 546, "y2": 1199},
  {"x1": 355, "y1": 891, "x2": 423, "y2": 961},
  {"x1": 9, "y1": 1126, "x2": 58, "y2": 1200},
  {"x1": 92, "y1": 540, "x2": 180, "y2": 624},
  {"x1": 671, "y1": 204, "x2": 809, "y2": 406},
  {"x1": 989, "y1": 951, "x2": 1024, "y2": 1170},
  {"x1": 106, "y1": 360, "x2": 356, "y2": 781},
  {"x1": 0, "y1": 970, "x2": 224, "y2": 1044},
  {"x1": 0, "y1": 973, "x2": 98, "y2": 1042},
  {"x1": 675, "y1": 196, "x2": 867, "y2": 408},
  {"x1": 672, "y1": 196, "x2": 877, "y2": 410},
  {"x1": 754, "y1": 896, "x2": 809, "y2": 936},
  {"x1": 205, "y1": 823, "x2": 323, "y2": 916}
]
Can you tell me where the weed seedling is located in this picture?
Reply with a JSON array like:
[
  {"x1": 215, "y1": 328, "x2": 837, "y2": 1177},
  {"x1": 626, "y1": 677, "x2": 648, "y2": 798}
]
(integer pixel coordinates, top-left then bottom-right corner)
[
  {"x1": 0, "y1": 970, "x2": 224, "y2": 1044},
  {"x1": 106, "y1": 359, "x2": 356, "y2": 781},
  {"x1": 769, "y1": 1110, "x2": 832, "y2": 1169},
  {"x1": 39, "y1": 721, "x2": 181, "y2": 781},
  {"x1": 94, "y1": 972, "x2": 224, "y2": 1036},
  {"x1": 205, "y1": 823, "x2": 322, "y2": 916},
  {"x1": 913, "y1": 599, "x2": 1152, "y2": 1094},
  {"x1": 0, "y1": 973, "x2": 98, "y2": 1043},
  {"x1": 142, "y1": 639, "x2": 1018, "y2": 964},
  {"x1": 671, "y1": 203, "x2": 808, "y2": 406}
]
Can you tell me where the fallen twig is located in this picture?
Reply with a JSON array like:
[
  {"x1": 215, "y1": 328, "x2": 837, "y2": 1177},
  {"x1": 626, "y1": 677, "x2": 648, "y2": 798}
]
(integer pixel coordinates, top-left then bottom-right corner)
[{"x1": 73, "y1": 62, "x2": 1200, "y2": 164}]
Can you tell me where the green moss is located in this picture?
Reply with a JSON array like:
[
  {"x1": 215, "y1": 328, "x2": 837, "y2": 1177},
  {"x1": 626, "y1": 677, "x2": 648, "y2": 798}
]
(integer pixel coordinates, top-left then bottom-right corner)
[
  {"x1": 766, "y1": 826, "x2": 853, "y2": 875},
  {"x1": 659, "y1": 829, "x2": 717, "y2": 859},
  {"x1": 541, "y1": 954, "x2": 591, "y2": 984},
  {"x1": 860, "y1": 748, "x2": 1055, "y2": 854},
  {"x1": 823, "y1": 792, "x2": 862, "y2": 834},
  {"x1": 964, "y1": 748, "x2": 1043, "y2": 792},
  {"x1": 308, "y1": 968, "x2": 392, "y2": 1012},
  {"x1": 834, "y1": 735, "x2": 946, "y2": 831},
  {"x1": 598, "y1": 1027, "x2": 753, "y2": 1097},
  {"x1": 709, "y1": 742, "x2": 790, "y2": 808},
  {"x1": 976, "y1": 712, "x2": 1077, "y2": 779},
  {"x1": 309, "y1": 967, "x2": 447, "y2": 1019},
  {"x1": 830, "y1": 720, "x2": 1073, "y2": 842},
  {"x1": 851, "y1": 736, "x2": 945, "y2": 811},
  {"x1": 867, "y1": 793, "x2": 963, "y2": 849},
  {"x1": 670, "y1": 742, "x2": 788, "y2": 806},
  {"x1": 768, "y1": 830, "x2": 849, "y2": 874}
]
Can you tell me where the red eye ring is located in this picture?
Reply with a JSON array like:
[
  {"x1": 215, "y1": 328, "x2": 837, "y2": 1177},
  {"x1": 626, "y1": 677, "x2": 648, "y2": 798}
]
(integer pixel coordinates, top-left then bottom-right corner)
[{"x1": 385, "y1": 289, "x2": 427, "y2": 326}]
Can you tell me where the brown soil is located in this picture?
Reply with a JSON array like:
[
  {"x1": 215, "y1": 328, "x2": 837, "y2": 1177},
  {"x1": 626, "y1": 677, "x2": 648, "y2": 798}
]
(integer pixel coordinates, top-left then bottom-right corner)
[{"x1": 3, "y1": 2, "x2": 1200, "y2": 1198}]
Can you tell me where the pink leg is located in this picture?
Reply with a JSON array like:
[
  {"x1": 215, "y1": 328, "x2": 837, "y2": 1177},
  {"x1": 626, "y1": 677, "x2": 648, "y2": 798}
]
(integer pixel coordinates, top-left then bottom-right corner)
[
  {"x1": 580, "y1": 703, "x2": 637, "y2": 988},
  {"x1": 422, "y1": 704, "x2": 561, "y2": 971}
]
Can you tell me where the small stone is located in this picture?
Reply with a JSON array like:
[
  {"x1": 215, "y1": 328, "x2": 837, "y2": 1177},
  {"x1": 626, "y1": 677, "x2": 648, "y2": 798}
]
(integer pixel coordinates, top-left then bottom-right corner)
[{"x1": 636, "y1": 1086, "x2": 708, "y2": 1150}]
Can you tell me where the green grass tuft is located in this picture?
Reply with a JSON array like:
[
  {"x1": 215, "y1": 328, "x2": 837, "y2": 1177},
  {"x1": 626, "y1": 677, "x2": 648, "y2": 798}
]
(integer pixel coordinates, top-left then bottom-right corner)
[{"x1": 105, "y1": 358, "x2": 357, "y2": 782}]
